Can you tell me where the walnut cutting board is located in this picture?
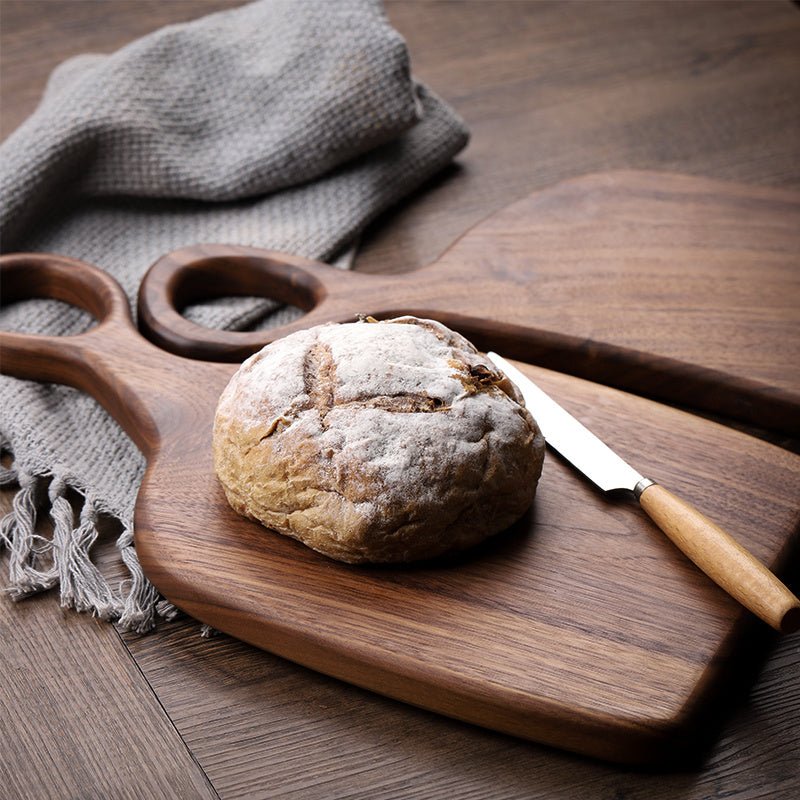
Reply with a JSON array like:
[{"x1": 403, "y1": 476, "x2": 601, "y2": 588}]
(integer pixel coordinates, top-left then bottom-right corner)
[
  {"x1": 1, "y1": 172, "x2": 799, "y2": 765},
  {"x1": 139, "y1": 170, "x2": 800, "y2": 435},
  {"x1": 134, "y1": 363, "x2": 800, "y2": 765}
]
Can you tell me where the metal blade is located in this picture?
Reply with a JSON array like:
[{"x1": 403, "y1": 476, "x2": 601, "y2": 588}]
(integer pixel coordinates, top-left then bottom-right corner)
[{"x1": 487, "y1": 353, "x2": 644, "y2": 493}]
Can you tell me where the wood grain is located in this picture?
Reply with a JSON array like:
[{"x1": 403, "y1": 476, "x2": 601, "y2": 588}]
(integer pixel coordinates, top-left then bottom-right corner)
[
  {"x1": 0, "y1": 532, "x2": 218, "y2": 800},
  {"x1": 121, "y1": 613, "x2": 800, "y2": 800},
  {"x1": 637, "y1": 483, "x2": 800, "y2": 633},
  {"x1": 358, "y1": 0, "x2": 800, "y2": 276},
  {"x1": 137, "y1": 172, "x2": 800, "y2": 435},
  {"x1": 2, "y1": 253, "x2": 799, "y2": 764},
  {"x1": 3, "y1": 0, "x2": 800, "y2": 796},
  {"x1": 132, "y1": 357, "x2": 800, "y2": 764}
]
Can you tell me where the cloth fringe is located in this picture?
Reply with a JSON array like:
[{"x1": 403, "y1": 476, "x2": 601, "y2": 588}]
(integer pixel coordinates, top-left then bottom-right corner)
[
  {"x1": 0, "y1": 463, "x2": 176, "y2": 633},
  {"x1": 1, "y1": 475, "x2": 57, "y2": 600},
  {"x1": 200, "y1": 624, "x2": 218, "y2": 638}
]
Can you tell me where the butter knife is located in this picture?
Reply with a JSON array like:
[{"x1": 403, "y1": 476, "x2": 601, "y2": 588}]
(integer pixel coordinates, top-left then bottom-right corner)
[{"x1": 488, "y1": 352, "x2": 800, "y2": 634}]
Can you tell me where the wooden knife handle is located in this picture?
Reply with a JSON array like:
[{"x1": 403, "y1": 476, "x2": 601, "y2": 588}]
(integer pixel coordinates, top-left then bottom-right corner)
[{"x1": 638, "y1": 483, "x2": 800, "y2": 633}]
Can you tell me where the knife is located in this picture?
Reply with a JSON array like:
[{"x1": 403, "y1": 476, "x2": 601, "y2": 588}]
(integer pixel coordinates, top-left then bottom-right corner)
[{"x1": 488, "y1": 352, "x2": 800, "y2": 634}]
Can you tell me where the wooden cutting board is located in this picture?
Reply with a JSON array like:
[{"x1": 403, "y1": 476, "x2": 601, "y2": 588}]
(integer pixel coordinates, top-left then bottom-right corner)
[
  {"x1": 139, "y1": 171, "x2": 800, "y2": 435},
  {"x1": 134, "y1": 358, "x2": 799, "y2": 767},
  {"x1": 2, "y1": 172, "x2": 798, "y2": 765}
]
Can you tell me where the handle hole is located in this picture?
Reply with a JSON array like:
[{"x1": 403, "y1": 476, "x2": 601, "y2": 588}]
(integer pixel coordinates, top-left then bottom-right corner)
[
  {"x1": 180, "y1": 295, "x2": 304, "y2": 332},
  {"x1": 1, "y1": 253, "x2": 131, "y2": 337},
  {"x1": 1, "y1": 298, "x2": 96, "y2": 338},
  {"x1": 158, "y1": 252, "x2": 328, "y2": 334}
]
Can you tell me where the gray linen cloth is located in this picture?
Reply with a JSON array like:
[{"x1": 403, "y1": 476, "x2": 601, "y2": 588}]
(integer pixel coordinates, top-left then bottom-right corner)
[{"x1": 0, "y1": 0, "x2": 469, "y2": 631}]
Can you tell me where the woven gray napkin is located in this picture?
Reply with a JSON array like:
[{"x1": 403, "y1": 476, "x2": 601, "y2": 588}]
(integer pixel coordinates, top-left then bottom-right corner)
[{"x1": 0, "y1": 0, "x2": 468, "y2": 631}]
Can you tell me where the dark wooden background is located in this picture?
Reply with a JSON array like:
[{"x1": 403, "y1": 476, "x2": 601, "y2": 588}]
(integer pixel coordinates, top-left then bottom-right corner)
[{"x1": 1, "y1": 1, "x2": 799, "y2": 798}]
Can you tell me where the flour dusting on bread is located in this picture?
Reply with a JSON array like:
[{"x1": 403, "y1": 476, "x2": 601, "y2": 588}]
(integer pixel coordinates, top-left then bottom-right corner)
[{"x1": 213, "y1": 316, "x2": 544, "y2": 563}]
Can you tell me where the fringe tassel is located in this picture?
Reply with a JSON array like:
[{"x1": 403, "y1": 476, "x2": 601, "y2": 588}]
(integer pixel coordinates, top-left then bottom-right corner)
[
  {"x1": 2, "y1": 475, "x2": 58, "y2": 600},
  {"x1": 0, "y1": 466, "x2": 179, "y2": 633},
  {"x1": 50, "y1": 480, "x2": 119, "y2": 620},
  {"x1": 156, "y1": 598, "x2": 180, "y2": 621},
  {"x1": 116, "y1": 527, "x2": 160, "y2": 634}
]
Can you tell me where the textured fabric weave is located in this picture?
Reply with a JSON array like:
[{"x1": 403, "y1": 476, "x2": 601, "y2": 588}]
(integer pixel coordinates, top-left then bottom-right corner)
[{"x1": 0, "y1": 0, "x2": 468, "y2": 631}]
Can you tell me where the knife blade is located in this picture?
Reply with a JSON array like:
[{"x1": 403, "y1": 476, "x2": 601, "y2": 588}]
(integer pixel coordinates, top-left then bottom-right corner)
[{"x1": 488, "y1": 352, "x2": 800, "y2": 634}]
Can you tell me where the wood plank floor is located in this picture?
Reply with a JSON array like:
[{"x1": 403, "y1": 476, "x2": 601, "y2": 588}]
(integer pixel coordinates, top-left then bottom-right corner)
[{"x1": 0, "y1": 544, "x2": 217, "y2": 799}]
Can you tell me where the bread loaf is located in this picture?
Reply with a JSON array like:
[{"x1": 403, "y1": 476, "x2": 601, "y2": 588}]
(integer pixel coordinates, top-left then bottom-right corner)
[{"x1": 212, "y1": 316, "x2": 544, "y2": 563}]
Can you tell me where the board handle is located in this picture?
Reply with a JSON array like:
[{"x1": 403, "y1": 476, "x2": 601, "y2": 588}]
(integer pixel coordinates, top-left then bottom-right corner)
[
  {"x1": 137, "y1": 244, "x2": 393, "y2": 362},
  {"x1": 638, "y1": 483, "x2": 800, "y2": 633},
  {"x1": 136, "y1": 244, "x2": 631, "y2": 369},
  {"x1": 0, "y1": 252, "x2": 132, "y2": 383},
  {"x1": 0, "y1": 253, "x2": 177, "y2": 455}
]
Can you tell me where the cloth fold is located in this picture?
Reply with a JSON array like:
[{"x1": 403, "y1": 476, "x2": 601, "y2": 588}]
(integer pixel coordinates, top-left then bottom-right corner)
[{"x1": 0, "y1": 0, "x2": 469, "y2": 631}]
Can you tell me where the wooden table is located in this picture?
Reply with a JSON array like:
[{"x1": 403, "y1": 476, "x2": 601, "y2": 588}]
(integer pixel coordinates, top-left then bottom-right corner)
[{"x1": 2, "y1": 2, "x2": 799, "y2": 797}]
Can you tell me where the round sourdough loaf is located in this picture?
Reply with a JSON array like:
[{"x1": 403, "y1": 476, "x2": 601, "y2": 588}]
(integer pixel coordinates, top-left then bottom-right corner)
[{"x1": 212, "y1": 316, "x2": 544, "y2": 563}]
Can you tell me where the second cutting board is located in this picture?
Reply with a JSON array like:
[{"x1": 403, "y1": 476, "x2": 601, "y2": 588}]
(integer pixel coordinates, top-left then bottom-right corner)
[{"x1": 139, "y1": 170, "x2": 800, "y2": 435}]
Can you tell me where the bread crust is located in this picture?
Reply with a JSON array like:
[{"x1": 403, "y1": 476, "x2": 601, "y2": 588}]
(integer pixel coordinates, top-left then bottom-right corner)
[{"x1": 212, "y1": 316, "x2": 544, "y2": 563}]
